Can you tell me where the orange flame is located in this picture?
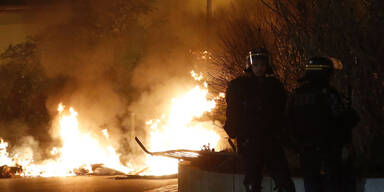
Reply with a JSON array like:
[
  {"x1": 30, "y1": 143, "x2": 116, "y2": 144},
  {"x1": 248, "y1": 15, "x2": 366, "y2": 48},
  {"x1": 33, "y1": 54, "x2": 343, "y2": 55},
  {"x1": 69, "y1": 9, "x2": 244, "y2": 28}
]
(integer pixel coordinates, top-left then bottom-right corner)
[
  {"x1": 0, "y1": 71, "x2": 223, "y2": 177},
  {"x1": 143, "y1": 74, "x2": 221, "y2": 175}
]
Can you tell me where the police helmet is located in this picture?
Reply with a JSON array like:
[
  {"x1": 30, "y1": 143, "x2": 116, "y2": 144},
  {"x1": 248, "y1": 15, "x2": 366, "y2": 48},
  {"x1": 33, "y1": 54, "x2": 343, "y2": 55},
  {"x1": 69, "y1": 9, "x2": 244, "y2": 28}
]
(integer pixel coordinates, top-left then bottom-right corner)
[
  {"x1": 244, "y1": 48, "x2": 273, "y2": 75},
  {"x1": 301, "y1": 57, "x2": 334, "y2": 82},
  {"x1": 306, "y1": 57, "x2": 334, "y2": 73}
]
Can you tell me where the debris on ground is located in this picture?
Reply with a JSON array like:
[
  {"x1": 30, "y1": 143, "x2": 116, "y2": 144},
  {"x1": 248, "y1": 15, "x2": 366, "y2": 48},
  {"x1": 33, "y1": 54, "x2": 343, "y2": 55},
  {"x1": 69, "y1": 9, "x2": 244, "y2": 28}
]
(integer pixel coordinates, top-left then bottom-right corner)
[
  {"x1": 73, "y1": 164, "x2": 125, "y2": 176},
  {"x1": 135, "y1": 136, "x2": 241, "y2": 174},
  {"x1": 145, "y1": 184, "x2": 178, "y2": 192},
  {"x1": 112, "y1": 174, "x2": 177, "y2": 180},
  {"x1": 0, "y1": 165, "x2": 22, "y2": 178}
]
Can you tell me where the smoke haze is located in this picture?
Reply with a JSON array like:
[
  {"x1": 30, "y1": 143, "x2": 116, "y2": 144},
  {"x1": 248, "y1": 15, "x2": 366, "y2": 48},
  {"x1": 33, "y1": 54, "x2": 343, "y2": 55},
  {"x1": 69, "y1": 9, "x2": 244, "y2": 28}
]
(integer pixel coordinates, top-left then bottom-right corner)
[{"x1": 0, "y1": 0, "x2": 234, "y2": 167}]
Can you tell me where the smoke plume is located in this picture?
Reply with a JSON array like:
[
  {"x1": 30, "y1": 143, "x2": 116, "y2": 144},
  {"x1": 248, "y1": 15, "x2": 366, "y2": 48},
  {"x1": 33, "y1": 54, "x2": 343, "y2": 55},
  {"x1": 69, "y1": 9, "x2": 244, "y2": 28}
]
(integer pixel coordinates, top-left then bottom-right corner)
[{"x1": 0, "y1": 0, "x2": 232, "y2": 166}]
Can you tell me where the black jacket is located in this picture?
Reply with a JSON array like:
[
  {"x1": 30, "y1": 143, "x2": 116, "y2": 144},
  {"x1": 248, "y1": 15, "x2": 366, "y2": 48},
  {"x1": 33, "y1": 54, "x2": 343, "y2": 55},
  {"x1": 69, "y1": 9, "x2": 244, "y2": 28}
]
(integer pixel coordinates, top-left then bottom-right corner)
[
  {"x1": 285, "y1": 81, "x2": 359, "y2": 147},
  {"x1": 224, "y1": 75, "x2": 287, "y2": 140}
]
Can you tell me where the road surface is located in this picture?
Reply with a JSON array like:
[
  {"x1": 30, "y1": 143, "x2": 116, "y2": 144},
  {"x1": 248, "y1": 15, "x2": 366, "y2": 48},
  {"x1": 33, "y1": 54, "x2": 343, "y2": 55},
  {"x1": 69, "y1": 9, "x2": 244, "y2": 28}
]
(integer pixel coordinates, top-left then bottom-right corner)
[{"x1": 0, "y1": 176, "x2": 178, "y2": 192}]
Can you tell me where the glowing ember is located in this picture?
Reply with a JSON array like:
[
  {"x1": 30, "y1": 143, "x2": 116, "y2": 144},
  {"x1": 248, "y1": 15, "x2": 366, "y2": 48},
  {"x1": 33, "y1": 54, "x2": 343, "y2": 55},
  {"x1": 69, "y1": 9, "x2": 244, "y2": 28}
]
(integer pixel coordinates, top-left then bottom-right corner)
[
  {"x1": 191, "y1": 70, "x2": 204, "y2": 81},
  {"x1": 102, "y1": 129, "x2": 110, "y2": 140}
]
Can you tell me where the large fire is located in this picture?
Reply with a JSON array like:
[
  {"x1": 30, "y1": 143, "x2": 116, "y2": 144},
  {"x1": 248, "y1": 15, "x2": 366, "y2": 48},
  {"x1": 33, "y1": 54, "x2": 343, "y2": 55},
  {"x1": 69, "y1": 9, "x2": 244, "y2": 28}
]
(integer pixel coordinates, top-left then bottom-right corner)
[{"x1": 0, "y1": 71, "x2": 223, "y2": 177}]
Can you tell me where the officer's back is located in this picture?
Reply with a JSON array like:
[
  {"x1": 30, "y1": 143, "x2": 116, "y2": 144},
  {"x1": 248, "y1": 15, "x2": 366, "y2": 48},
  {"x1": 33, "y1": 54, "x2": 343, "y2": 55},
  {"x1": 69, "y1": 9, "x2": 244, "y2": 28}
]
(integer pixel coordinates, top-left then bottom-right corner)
[
  {"x1": 288, "y1": 81, "x2": 342, "y2": 147},
  {"x1": 226, "y1": 75, "x2": 286, "y2": 140}
]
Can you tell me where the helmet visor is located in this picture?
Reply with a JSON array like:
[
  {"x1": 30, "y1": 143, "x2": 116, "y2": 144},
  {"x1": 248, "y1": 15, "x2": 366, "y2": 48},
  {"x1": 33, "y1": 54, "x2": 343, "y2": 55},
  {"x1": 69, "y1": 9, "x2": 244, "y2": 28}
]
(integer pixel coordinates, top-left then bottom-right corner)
[
  {"x1": 305, "y1": 64, "x2": 332, "y2": 71},
  {"x1": 246, "y1": 51, "x2": 268, "y2": 66}
]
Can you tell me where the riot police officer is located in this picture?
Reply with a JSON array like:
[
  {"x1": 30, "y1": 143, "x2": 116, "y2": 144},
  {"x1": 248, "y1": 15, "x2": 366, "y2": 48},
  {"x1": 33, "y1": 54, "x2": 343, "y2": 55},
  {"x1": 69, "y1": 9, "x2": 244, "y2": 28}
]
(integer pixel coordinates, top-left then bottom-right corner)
[
  {"x1": 224, "y1": 48, "x2": 295, "y2": 192},
  {"x1": 285, "y1": 57, "x2": 359, "y2": 192}
]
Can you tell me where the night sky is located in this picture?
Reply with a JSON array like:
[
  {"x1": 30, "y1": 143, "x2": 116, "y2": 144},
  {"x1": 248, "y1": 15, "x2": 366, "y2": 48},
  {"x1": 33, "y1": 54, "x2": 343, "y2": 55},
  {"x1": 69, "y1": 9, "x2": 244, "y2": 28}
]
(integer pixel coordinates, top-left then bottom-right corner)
[
  {"x1": 0, "y1": 0, "x2": 27, "y2": 6},
  {"x1": 0, "y1": 0, "x2": 50, "y2": 6},
  {"x1": 0, "y1": 0, "x2": 33, "y2": 51}
]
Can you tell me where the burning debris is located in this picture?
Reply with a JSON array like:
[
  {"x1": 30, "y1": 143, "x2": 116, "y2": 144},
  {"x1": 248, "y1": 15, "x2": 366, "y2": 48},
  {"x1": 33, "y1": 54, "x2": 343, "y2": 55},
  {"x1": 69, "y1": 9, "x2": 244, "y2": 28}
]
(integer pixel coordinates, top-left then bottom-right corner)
[
  {"x1": 0, "y1": 139, "x2": 23, "y2": 178},
  {"x1": 0, "y1": 71, "x2": 225, "y2": 177},
  {"x1": 73, "y1": 164, "x2": 125, "y2": 176},
  {"x1": 0, "y1": 104, "x2": 134, "y2": 177},
  {"x1": 135, "y1": 136, "x2": 240, "y2": 174},
  {"x1": 0, "y1": 165, "x2": 22, "y2": 178},
  {"x1": 141, "y1": 72, "x2": 225, "y2": 176}
]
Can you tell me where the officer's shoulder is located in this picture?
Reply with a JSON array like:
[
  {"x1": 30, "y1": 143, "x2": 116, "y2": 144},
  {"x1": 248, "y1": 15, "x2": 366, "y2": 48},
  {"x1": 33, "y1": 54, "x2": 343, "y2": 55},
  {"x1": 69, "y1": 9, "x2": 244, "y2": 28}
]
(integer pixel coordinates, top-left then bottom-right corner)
[
  {"x1": 265, "y1": 76, "x2": 283, "y2": 85},
  {"x1": 292, "y1": 83, "x2": 311, "y2": 94},
  {"x1": 228, "y1": 76, "x2": 250, "y2": 86},
  {"x1": 324, "y1": 86, "x2": 341, "y2": 97},
  {"x1": 327, "y1": 86, "x2": 339, "y2": 93}
]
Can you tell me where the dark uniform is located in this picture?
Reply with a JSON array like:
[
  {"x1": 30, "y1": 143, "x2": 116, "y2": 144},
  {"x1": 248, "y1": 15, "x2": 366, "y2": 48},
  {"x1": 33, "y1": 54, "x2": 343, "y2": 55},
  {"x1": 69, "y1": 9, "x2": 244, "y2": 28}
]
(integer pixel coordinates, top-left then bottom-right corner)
[
  {"x1": 225, "y1": 74, "x2": 295, "y2": 192},
  {"x1": 285, "y1": 57, "x2": 359, "y2": 192}
]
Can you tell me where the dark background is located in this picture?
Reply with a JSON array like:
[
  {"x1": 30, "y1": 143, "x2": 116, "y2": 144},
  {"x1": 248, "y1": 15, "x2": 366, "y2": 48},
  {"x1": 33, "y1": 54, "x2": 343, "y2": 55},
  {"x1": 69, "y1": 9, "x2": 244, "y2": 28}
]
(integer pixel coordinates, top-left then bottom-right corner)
[{"x1": 0, "y1": 0, "x2": 49, "y2": 6}]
